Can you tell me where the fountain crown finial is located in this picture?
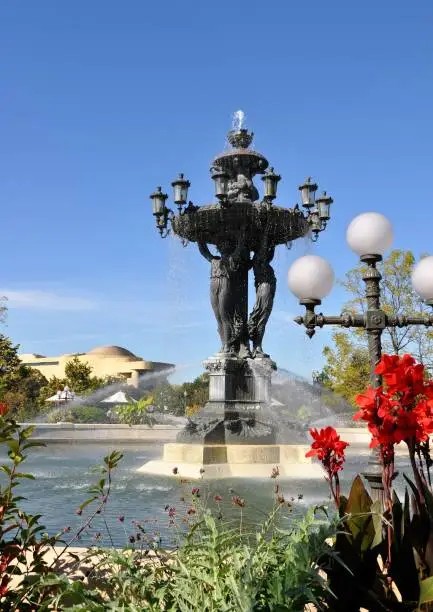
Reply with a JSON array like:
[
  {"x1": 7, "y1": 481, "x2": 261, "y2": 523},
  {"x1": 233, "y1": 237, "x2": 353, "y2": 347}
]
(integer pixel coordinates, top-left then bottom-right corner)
[{"x1": 227, "y1": 109, "x2": 254, "y2": 149}]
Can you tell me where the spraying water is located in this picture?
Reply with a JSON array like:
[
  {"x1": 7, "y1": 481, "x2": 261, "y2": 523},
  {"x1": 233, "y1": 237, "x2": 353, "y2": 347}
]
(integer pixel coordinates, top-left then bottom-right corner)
[
  {"x1": 232, "y1": 109, "x2": 245, "y2": 131},
  {"x1": 247, "y1": 363, "x2": 356, "y2": 443},
  {"x1": 42, "y1": 366, "x2": 176, "y2": 422}
]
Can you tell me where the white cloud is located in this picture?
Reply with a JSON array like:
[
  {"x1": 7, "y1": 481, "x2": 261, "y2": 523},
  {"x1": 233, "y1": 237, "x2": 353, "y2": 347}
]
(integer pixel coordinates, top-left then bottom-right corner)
[{"x1": 1, "y1": 290, "x2": 97, "y2": 312}]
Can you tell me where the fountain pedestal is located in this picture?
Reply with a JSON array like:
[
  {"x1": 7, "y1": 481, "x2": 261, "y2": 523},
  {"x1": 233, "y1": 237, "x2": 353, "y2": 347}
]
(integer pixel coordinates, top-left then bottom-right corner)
[
  {"x1": 177, "y1": 356, "x2": 276, "y2": 445},
  {"x1": 138, "y1": 356, "x2": 321, "y2": 480}
]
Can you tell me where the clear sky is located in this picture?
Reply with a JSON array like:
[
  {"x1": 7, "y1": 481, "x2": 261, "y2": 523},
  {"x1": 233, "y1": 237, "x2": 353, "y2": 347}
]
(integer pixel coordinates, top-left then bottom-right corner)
[{"x1": 1, "y1": 1, "x2": 433, "y2": 384}]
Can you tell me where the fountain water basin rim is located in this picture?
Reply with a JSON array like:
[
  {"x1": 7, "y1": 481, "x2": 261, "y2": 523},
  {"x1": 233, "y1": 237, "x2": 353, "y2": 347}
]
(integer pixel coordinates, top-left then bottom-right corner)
[{"x1": 137, "y1": 443, "x2": 322, "y2": 480}]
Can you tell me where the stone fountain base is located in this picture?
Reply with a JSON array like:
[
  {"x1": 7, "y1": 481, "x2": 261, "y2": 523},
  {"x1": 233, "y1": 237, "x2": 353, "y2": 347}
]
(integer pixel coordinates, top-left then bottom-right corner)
[
  {"x1": 176, "y1": 355, "x2": 278, "y2": 445},
  {"x1": 138, "y1": 355, "x2": 323, "y2": 479},
  {"x1": 136, "y1": 443, "x2": 322, "y2": 479}
]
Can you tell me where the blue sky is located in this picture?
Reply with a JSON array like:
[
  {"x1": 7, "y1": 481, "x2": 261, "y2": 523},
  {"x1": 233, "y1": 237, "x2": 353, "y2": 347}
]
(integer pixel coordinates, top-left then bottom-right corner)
[{"x1": 1, "y1": 1, "x2": 433, "y2": 384}]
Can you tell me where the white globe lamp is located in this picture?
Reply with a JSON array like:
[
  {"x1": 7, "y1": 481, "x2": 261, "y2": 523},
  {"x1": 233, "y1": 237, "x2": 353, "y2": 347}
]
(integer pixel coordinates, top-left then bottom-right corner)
[
  {"x1": 287, "y1": 255, "x2": 335, "y2": 302},
  {"x1": 411, "y1": 256, "x2": 433, "y2": 304},
  {"x1": 346, "y1": 212, "x2": 394, "y2": 258}
]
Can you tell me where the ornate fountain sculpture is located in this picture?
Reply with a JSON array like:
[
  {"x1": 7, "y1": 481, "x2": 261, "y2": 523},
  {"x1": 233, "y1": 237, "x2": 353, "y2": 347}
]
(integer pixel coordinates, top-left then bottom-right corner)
[{"x1": 150, "y1": 111, "x2": 333, "y2": 446}]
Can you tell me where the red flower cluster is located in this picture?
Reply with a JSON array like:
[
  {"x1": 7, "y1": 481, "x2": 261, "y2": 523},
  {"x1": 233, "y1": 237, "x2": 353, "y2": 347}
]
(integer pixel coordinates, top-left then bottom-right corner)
[
  {"x1": 0, "y1": 403, "x2": 8, "y2": 417},
  {"x1": 306, "y1": 426, "x2": 349, "y2": 475},
  {"x1": 354, "y1": 354, "x2": 433, "y2": 458},
  {"x1": 231, "y1": 496, "x2": 246, "y2": 508}
]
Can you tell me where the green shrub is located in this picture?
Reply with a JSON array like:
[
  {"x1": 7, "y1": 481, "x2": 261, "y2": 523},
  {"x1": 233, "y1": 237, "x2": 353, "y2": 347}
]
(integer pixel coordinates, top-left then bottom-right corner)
[
  {"x1": 47, "y1": 407, "x2": 73, "y2": 423},
  {"x1": 112, "y1": 396, "x2": 156, "y2": 426},
  {"x1": 70, "y1": 405, "x2": 110, "y2": 423},
  {"x1": 47, "y1": 405, "x2": 109, "y2": 423}
]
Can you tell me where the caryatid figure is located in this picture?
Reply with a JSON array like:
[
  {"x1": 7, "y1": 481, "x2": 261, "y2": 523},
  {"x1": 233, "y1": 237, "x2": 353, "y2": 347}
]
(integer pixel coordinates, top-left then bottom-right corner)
[
  {"x1": 198, "y1": 231, "x2": 249, "y2": 356},
  {"x1": 248, "y1": 230, "x2": 276, "y2": 358}
]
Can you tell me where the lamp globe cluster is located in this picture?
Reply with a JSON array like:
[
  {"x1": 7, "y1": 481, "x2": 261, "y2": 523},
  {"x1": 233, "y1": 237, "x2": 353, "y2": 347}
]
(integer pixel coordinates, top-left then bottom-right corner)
[{"x1": 287, "y1": 210, "x2": 433, "y2": 315}]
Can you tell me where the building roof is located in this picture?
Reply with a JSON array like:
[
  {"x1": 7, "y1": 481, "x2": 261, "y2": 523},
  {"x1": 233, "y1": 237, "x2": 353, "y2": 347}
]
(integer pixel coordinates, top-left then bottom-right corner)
[{"x1": 86, "y1": 345, "x2": 139, "y2": 359}]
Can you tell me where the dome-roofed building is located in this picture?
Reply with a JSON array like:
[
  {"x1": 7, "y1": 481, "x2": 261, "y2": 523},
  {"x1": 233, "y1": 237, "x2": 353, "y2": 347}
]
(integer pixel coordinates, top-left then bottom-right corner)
[
  {"x1": 19, "y1": 345, "x2": 174, "y2": 388},
  {"x1": 87, "y1": 345, "x2": 138, "y2": 359}
]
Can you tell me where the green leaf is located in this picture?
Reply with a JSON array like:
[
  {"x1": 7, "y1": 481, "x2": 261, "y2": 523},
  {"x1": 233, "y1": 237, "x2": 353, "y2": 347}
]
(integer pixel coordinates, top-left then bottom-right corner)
[
  {"x1": 6, "y1": 439, "x2": 19, "y2": 453},
  {"x1": 79, "y1": 495, "x2": 99, "y2": 511},
  {"x1": 370, "y1": 500, "x2": 383, "y2": 549},
  {"x1": 345, "y1": 475, "x2": 375, "y2": 552},
  {"x1": 420, "y1": 576, "x2": 433, "y2": 604},
  {"x1": 22, "y1": 440, "x2": 46, "y2": 450},
  {"x1": 346, "y1": 475, "x2": 372, "y2": 515}
]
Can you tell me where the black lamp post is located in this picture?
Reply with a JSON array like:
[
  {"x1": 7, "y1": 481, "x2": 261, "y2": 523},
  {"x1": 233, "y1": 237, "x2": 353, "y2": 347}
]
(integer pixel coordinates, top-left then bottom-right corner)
[{"x1": 288, "y1": 212, "x2": 433, "y2": 502}]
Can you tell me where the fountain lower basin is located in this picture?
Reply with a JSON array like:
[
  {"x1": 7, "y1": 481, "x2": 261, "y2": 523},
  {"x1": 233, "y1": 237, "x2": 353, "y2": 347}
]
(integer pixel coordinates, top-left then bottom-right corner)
[{"x1": 137, "y1": 443, "x2": 322, "y2": 479}]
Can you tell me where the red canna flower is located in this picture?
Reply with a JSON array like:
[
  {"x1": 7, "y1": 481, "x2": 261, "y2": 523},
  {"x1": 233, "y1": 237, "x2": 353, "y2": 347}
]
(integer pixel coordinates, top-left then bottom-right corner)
[
  {"x1": 306, "y1": 426, "x2": 349, "y2": 475},
  {"x1": 0, "y1": 403, "x2": 8, "y2": 417},
  {"x1": 306, "y1": 426, "x2": 348, "y2": 509},
  {"x1": 355, "y1": 354, "x2": 433, "y2": 457}
]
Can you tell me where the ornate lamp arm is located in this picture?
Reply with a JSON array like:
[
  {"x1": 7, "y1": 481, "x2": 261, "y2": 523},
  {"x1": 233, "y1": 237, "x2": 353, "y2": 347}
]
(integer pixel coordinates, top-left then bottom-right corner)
[
  {"x1": 387, "y1": 313, "x2": 433, "y2": 327},
  {"x1": 294, "y1": 304, "x2": 365, "y2": 338}
]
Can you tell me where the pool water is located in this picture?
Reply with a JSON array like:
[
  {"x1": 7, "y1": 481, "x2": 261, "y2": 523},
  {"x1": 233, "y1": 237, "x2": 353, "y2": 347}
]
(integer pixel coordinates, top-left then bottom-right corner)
[{"x1": 0, "y1": 443, "x2": 412, "y2": 548}]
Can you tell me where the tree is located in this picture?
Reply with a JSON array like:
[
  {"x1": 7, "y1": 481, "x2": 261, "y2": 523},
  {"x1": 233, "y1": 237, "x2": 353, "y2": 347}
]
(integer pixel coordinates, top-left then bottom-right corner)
[
  {"x1": 64, "y1": 356, "x2": 104, "y2": 394},
  {"x1": 0, "y1": 334, "x2": 48, "y2": 419},
  {"x1": 0, "y1": 334, "x2": 21, "y2": 376},
  {"x1": 0, "y1": 296, "x2": 7, "y2": 324},
  {"x1": 182, "y1": 373, "x2": 209, "y2": 410},
  {"x1": 342, "y1": 249, "x2": 433, "y2": 365},
  {"x1": 152, "y1": 382, "x2": 184, "y2": 415},
  {"x1": 317, "y1": 250, "x2": 433, "y2": 406},
  {"x1": 318, "y1": 332, "x2": 371, "y2": 407},
  {"x1": 41, "y1": 356, "x2": 105, "y2": 400}
]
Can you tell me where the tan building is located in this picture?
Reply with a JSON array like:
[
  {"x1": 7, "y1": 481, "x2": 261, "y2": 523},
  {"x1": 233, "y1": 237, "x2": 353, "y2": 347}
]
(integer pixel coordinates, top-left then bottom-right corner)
[{"x1": 19, "y1": 345, "x2": 174, "y2": 388}]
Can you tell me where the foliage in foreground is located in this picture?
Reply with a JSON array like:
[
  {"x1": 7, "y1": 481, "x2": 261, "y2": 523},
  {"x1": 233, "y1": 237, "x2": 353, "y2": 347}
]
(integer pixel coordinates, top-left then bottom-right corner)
[
  {"x1": 86, "y1": 505, "x2": 339, "y2": 611},
  {"x1": 0, "y1": 406, "x2": 123, "y2": 610},
  {"x1": 0, "y1": 404, "x2": 343, "y2": 611}
]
